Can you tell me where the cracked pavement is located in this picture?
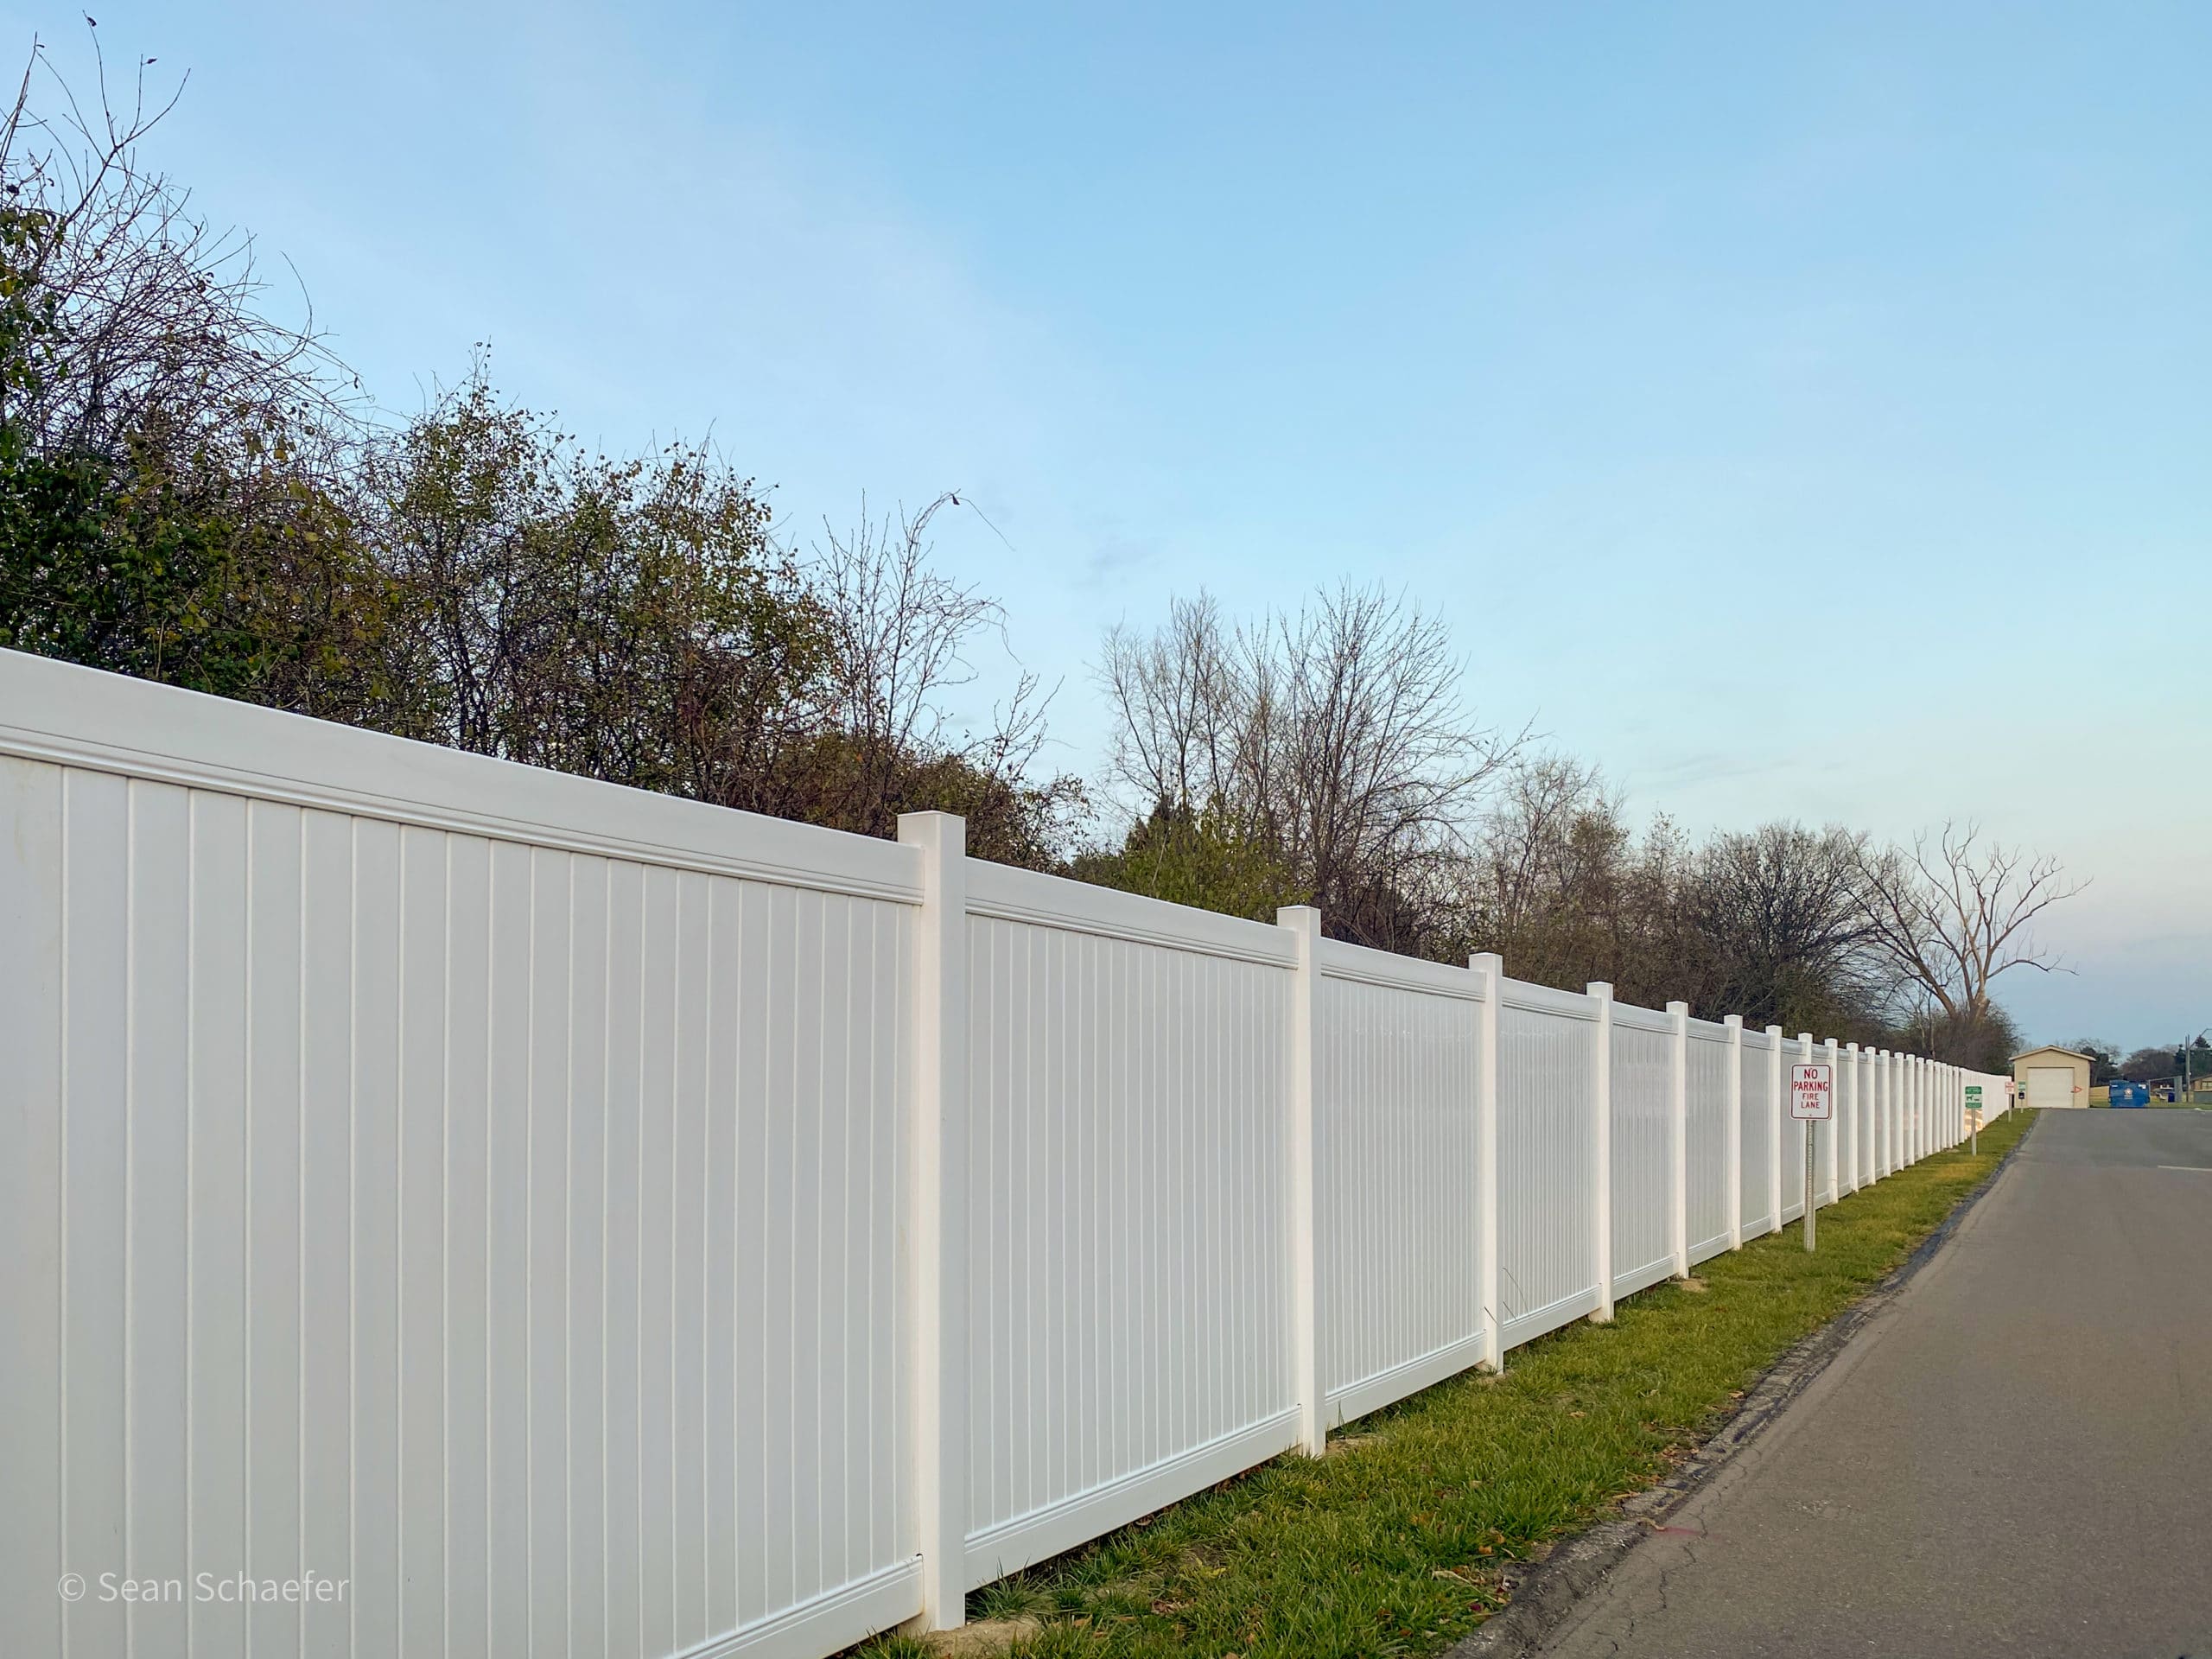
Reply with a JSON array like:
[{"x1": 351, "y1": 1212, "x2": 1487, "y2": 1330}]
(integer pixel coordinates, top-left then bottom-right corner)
[{"x1": 1528, "y1": 1111, "x2": 2212, "y2": 1659}]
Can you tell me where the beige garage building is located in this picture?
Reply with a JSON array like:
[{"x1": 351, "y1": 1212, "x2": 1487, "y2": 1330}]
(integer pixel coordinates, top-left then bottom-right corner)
[{"x1": 2012, "y1": 1045, "x2": 2093, "y2": 1109}]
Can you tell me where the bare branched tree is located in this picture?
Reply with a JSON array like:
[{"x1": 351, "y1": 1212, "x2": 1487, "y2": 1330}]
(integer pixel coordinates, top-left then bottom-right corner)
[
  {"x1": 816, "y1": 495, "x2": 1004, "y2": 779},
  {"x1": 1854, "y1": 821, "x2": 2084, "y2": 1027},
  {"x1": 1098, "y1": 592, "x2": 1243, "y2": 815},
  {"x1": 0, "y1": 28, "x2": 359, "y2": 466},
  {"x1": 1693, "y1": 823, "x2": 1895, "y2": 1031},
  {"x1": 1099, "y1": 583, "x2": 1521, "y2": 953},
  {"x1": 1468, "y1": 753, "x2": 1621, "y2": 943},
  {"x1": 805, "y1": 493, "x2": 1075, "y2": 855}
]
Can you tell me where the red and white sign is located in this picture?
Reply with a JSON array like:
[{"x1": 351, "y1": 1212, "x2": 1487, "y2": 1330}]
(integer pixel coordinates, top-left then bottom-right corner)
[{"x1": 1790, "y1": 1063, "x2": 1834, "y2": 1121}]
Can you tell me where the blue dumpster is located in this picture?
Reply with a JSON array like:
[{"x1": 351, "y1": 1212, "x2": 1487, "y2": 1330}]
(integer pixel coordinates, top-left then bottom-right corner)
[{"x1": 2108, "y1": 1081, "x2": 2148, "y2": 1107}]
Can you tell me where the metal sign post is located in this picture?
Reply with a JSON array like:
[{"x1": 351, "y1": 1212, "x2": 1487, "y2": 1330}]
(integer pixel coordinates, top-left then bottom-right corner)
[
  {"x1": 1966, "y1": 1083, "x2": 1982, "y2": 1154},
  {"x1": 1790, "y1": 1064, "x2": 1834, "y2": 1251}
]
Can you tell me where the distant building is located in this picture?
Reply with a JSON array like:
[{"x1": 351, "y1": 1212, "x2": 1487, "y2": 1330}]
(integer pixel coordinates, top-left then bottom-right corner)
[{"x1": 2012, "y1": 1045, "x2": 2093, "y2": 1109}]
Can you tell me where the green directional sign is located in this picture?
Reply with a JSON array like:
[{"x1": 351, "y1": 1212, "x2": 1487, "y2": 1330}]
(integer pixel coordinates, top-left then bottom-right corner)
[{"x1": 1965, "y1": 1084, "x2": 1983, "y2": 1107}]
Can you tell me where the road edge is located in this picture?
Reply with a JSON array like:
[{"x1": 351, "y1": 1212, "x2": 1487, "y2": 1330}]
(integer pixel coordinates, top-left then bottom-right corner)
[{"x1": 1442, "y1": 1110, "x2": 2038, "y2": 1659}]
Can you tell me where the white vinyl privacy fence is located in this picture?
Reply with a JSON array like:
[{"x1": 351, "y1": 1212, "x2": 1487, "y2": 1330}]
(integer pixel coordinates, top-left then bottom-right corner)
[{"x1": 0, "y1": 649, "x2": 2008, "y2": 1658}]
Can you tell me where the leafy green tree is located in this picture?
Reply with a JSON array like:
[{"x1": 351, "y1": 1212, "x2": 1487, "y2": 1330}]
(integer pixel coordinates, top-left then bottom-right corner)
[
  {"x1": 0, "y1": 47, "x2": 403, "y2": 722},
  {"x1": 1071, "y1": 801, "x2": 1307, "y2": 921},
  {"x1": 2120, "y1": 1046, "x2": 2175, "y2": 1084},
  {"x1": 0, "y1": 39, "x2": 1090, "y2": 874},
  {"x1": 2069, "y1": 1039, "x2": 2121, "y2": 1084},
  {"x1": 365, "y1": 370, "x2": 827, "y2": 791}
]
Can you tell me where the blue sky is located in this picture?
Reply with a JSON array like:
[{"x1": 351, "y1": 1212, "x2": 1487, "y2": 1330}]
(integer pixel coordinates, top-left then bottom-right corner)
[{"x1": 18, "y1": 3, "x2": 2209, "y2": 1047}]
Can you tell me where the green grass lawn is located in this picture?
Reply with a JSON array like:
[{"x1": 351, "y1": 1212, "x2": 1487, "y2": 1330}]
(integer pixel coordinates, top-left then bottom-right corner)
[
  {"x1": 2092, "y1": 1084, "x2": 2212, "y2": 1108},
  {"x1": 861, "y1": 1108, "x2": 2035, "y2": 1659}
]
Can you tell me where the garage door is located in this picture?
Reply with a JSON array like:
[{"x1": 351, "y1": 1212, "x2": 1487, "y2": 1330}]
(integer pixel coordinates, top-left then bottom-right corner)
[{"x1": 2028, "y1": 1066, "x2": 2075, "y2": 1109}]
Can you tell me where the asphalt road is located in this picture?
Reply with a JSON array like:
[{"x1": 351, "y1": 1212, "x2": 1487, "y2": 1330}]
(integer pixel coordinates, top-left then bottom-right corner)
[{"x1": 1534, "y1": 1109, "x2": 2212, "y2": 1659}]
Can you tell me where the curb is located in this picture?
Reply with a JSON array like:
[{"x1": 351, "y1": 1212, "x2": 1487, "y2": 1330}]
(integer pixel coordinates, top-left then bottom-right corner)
[{"x1": 1442, "y1": 1111, "x2": 2037, "y2": 1659}]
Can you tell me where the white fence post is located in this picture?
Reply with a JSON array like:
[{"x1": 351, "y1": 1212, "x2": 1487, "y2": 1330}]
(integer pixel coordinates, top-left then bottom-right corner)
[
  {"x1": 1874, "y1": 1050, "x2": 1887, "y2": 1176},
  {"x1": 1472, "y1": 951, "x2": 1504, "y2": 1373},
  {"x1": 1823, "y1": 1037, "x2": 1841, "y2": 1205},
  {"x1": 1799, "y1": 1033, "x2": 1817, "y2": 1215},
  {"x1": 1724, "y1": 1014, "x2": 1744, "y2": 1250},
  {"x1": 1842, "y1": 1042, "x2": 1859, "y2": 1194},
  {"x1": 1280, "y1": 905, "x2": 1325, "y2": 1456},
  {"x1": 1885, "y1": 1052, "x2": 1895, "y2": 1173},
  {"x1": 1894, "y1": 1051, "x2": 1905, "y2": 1171},
  {"x1": 1766, "y1": 1025, "x2": 1784, "y2": 1237},
  {"x1": 1885, "y1": 1050, "x2": 1897, "y2": 1173},
  {"x1": 1871, "y1": 1049, "x2": 1882, "y2": 1179},
  {"x1": 1668, "y1": 1001, "x2": 1690, "y2": 1279},
  {"x1": 1876, "y1": 1054, "x2": 1885, "y2": 1173},
  {"x1": 899, "y1": 810, "x2": 969, "y2": 1633},
  {"x1": 1589, "y1": 982, "x2": 1615, "y2": 1322},
  {"x1": 1866, "y1": 1049, "x2": 1878, "y2": 1179},
  {"x1": 1904, "y1": 1052, "x2": 1915, "y2": 1166}
]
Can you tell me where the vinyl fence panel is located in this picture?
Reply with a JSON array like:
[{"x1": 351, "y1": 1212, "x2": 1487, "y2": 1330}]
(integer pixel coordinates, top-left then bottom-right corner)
[
  {"x1": 1314, "y1": 942, "x2": 1484, "y2": 1424},
  {"x1": 1495, "y1": 987, "x2": 1602, "y2": 1346},
  {"x1": 1738, "y1": 1027, "x2": 1777, "y2": 1236},
  {"x1": 1780, "y1": 1039, "x2": 1810, "y2": 1224},
  {"x1": 960, "y1": 862, "x2": 1297, "y2": 1590},
  {"x1": 1686, "y1": 1022, "x2": 1734, "y2": 1264},
  {"x1": 1608, "y1": 1007, "x2": 1675, "y2": 1300},
  {"x1": 0, "y1": 652, "x2": 925, "y2": 1659}
]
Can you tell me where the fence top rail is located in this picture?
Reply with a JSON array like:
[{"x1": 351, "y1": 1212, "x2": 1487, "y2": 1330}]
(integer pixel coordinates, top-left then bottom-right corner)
[
  {"x1": 1611, "y1": 1001, "x2": 1675, "y2": 1035},
  {"x1": 0, "y1": 645, "x2": 926, "y2": 906},
  {"x1": 965, "y1": 856, "x2": 1298, "y2": 969},
  {"x1": 1688, "y1": 1018, "x2": 1734, "y2": 1044},
  {"x1": 1315, "y1": 937, "x2": 1482, "y2": 1001},
  {"x1": 1498, "y1": 977, "x2": 1599, "y2": 1021}
]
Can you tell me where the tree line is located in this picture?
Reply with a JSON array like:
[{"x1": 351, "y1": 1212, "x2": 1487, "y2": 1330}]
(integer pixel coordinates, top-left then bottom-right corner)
[
  {"x1": 0, "y1": 39, "x2": 2077, "y2": 1070},
  {"x1": 1078, "y1": 593, "x2": 2073, "y2": 1067},
  {"x1": 2070, "y1": 1039, "x2": 2210, "y2": 1087},
  {"x1": 0, "y1": 40, "x2": 1082, "y2": 868}
]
